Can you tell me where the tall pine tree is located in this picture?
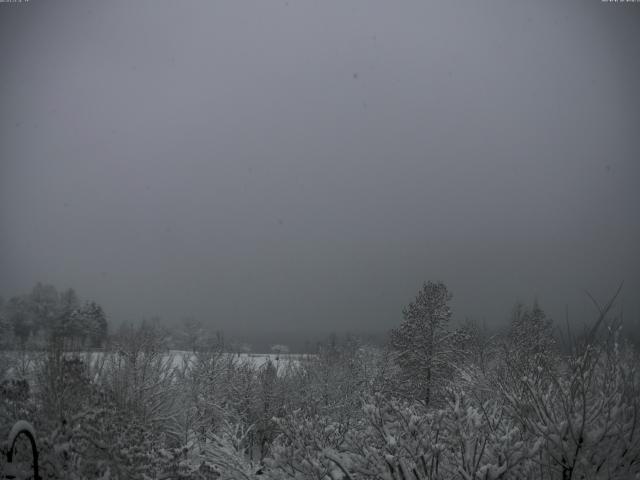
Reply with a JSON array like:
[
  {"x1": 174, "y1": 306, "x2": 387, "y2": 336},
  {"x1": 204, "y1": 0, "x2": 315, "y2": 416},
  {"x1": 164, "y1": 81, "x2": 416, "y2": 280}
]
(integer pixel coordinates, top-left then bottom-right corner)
[{"x1": 390, "y1": 281, "x2": 453, "y2": 405}]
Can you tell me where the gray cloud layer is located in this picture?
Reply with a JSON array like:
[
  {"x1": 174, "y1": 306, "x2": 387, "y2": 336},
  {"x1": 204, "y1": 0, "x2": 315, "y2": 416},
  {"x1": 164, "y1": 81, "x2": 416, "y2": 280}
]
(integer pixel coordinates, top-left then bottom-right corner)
[{"x1": 1, "y1": 0, "x2": 639, "y2": 333}]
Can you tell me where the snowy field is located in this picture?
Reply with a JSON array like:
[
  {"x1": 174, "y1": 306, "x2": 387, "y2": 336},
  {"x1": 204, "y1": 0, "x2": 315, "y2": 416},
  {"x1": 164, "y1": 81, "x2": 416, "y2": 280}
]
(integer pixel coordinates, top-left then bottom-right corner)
[{"x1": 0, "y1": 350, "x2": 312, "y2": 380}]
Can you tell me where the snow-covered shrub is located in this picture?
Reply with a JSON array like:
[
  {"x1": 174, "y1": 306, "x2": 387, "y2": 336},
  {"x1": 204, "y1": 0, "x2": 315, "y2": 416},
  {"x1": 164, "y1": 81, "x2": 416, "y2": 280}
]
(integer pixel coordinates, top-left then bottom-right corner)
[
  {"x1": 265, "y1": 409, "x2": 354, "y2": 479},
  {"x1": 104, "y1": 321, "x2": 182, "y2": 444},
  {"x1": 324, "y1": 394, "x2": 538, "y2": 480},
  {"x1": 170, "y1": 420, "x2": 258, "y2": 480},
  {"x1": 34, "y1": 342, "x2": 92, "y2": 423},
  {"x1": 499, "y1": 336, "x2": 640, "y2": 479}
]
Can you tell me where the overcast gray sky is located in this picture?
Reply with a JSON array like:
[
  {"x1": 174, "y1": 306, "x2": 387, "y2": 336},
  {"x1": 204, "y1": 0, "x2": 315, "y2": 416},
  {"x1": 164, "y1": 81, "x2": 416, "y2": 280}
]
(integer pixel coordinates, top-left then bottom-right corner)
[{"x1": 1, "y1": 0, "x2": 639, "y2": 335}]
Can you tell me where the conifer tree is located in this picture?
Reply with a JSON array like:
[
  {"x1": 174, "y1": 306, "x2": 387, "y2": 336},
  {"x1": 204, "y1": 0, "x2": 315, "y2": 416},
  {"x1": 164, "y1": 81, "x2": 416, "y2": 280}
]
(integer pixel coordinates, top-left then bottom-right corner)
[{"x1": 390, "y1": 281, "x2": 453, "y2": 405}]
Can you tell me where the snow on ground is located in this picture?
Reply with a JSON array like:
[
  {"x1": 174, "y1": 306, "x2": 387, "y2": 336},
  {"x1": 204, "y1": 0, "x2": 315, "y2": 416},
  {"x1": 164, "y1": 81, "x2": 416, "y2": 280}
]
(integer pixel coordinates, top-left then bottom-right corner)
[{"x1": 1, "y1": 350, "x2": 312, "y2": 379}]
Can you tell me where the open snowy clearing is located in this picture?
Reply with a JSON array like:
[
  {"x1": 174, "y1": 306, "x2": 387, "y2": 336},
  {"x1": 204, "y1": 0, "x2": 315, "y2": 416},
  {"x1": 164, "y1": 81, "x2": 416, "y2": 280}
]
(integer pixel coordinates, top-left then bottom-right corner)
[{"x1": 0, "y1": 350, "x2": 313, "y2": 380}]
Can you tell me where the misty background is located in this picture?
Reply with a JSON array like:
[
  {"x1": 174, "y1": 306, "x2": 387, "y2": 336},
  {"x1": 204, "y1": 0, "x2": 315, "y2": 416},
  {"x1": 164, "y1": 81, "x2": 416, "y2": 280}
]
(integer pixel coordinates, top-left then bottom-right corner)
[{"x1": 1, "y1": 0, "x2": 639, "y2": 339}]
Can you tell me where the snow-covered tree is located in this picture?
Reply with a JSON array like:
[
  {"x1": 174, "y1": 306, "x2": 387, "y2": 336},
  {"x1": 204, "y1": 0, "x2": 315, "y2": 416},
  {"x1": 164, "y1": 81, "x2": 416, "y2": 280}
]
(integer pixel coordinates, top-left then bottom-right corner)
[
  {"x1": 498, "y1": 301, "x2": 557, "y2": 393},
  {"x1": 5, "y1": 295, "x2": 36, "y2": 348},
  {"x1": 182, "y1": 316, "x2": 204, "y2": 352},
  {"x1": 508, "y1": 301, "x2": 555, "y2": 364},
  {"x1": 0, "y1": 296, "x2": 9, "y2": 349},
  {"x1": 52, "y1": 288, "x2": 84, "y2": 349},
  {"x1": 79, "y1": 301, "x2": 108, "y2": 348},
  {"x1": 28, "y1": 282, "x2": 59, "y2": 334},
  {"x1": 389, "y1": 281, "x2": 453, "y2": 405}
]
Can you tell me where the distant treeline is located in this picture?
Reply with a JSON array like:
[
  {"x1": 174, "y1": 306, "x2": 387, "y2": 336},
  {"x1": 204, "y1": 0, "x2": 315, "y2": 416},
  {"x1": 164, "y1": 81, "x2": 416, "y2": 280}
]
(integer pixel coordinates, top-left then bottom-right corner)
[
  {"x1": 0, "y1": 283, "x2": 107, "y2": 350},
  {"x1": 2, "y1": 281, "x2": 639, "y2": 354}
]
